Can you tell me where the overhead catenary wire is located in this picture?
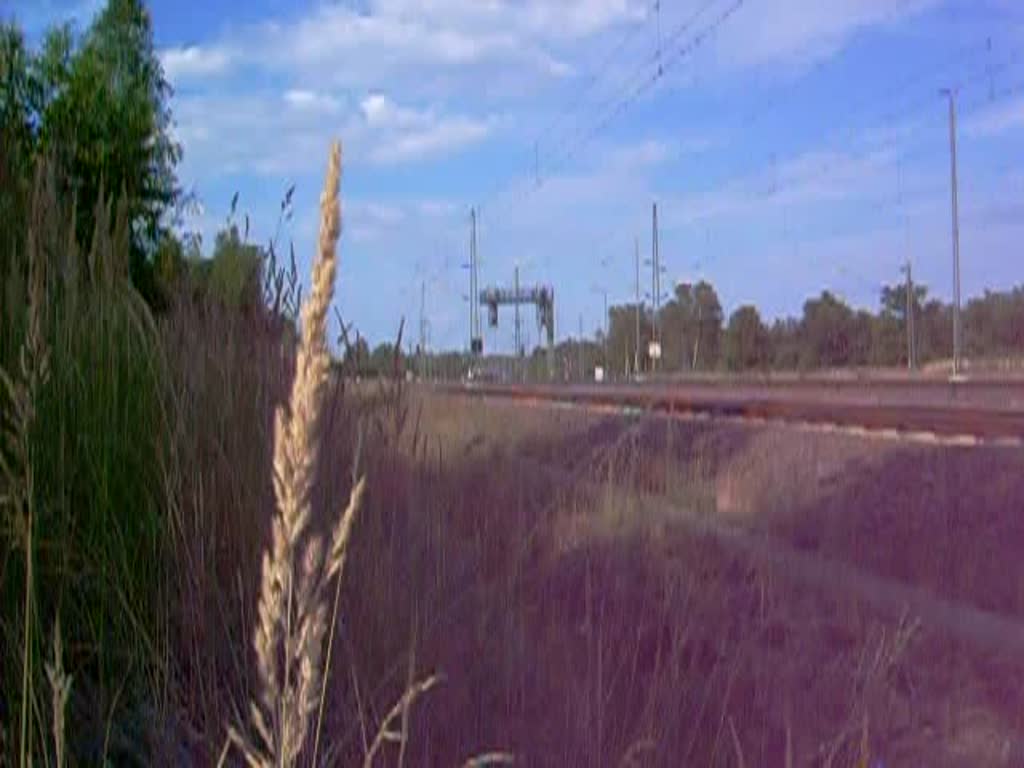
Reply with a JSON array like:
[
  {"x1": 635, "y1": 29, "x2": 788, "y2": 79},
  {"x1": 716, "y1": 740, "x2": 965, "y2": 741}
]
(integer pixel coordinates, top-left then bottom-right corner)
[
  {"x1": 479, "y1": 0, "x2": 746, "y2": 254},
  {"x1": 415, "y1": 7, "x2": 1020, "y2": 352},
  {"x1": 415, "y1": 0, "x2": 749, "y2": 353},
  {"x1": 480, "y1": 26, "x2": 1011, "y2": 323}
]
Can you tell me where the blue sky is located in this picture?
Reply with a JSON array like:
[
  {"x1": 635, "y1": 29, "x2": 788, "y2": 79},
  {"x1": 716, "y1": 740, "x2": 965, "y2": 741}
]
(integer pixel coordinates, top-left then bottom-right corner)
[{"x1": 7, "y1": 0, "x2": 1024, "y2": 353}]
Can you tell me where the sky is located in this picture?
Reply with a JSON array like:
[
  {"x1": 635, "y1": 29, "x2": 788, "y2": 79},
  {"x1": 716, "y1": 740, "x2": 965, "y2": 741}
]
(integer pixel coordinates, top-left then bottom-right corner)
[{"x1": 6, "y1": 0, "x2": 1024, "y2": 353}]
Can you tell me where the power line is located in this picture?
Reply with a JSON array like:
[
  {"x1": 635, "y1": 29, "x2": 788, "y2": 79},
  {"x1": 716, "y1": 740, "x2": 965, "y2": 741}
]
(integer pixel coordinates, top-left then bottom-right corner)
[
  {"x1": 700, "y1": 36, "x2": 1019, "y2": 225},
  {"x1": 479, "y1": 0, "x2": 745, "y2": 252},
  {"x1": 531, "y1": 0, "x2": 660, "y2": 153},
  {"x1": 676, "y1": 45, "x2": 1024, "y2": 232},
  {"x1": 541, "y1": 0, "x2": 742, "y2": 184},
  {"x1": 422, "y1": 1, "x2": 747, "y2": 261},
  {"x1": 416, "y1": 15, "x2": 1023, "y2": 351}
]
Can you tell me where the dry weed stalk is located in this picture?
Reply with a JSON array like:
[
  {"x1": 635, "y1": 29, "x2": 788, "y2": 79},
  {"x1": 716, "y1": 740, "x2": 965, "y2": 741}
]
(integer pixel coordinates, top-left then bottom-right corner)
[
  {"x1": 45, "y1": 617, "x2": 72, "y2": 768},
  {"x1": 363, "y1": 674, "x2": 442, "y2": 768},
  {"x1": 229, "y1": 140, "x2": 367, "y2": 767}
]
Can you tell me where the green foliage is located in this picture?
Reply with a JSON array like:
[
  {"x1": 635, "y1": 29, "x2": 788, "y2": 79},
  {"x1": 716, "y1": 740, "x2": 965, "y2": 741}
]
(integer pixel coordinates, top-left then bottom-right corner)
[
  {"x1": 965, "y1": 287, "x2": 1024, "y2": 358},
  {"x1": 600, "y1": 276, "x2": 1024, "y2": 373},
  {"x1": 0, "y1": 0, "x2": 181, "y2": 308},
  {"x1": 607, "y1": 303, "x2": 652, "y2": 377},
  {"x1": 343, "y1": 335, "x2": 371, "y2": 373},
  {"x1": 658, "y1": 280, "x2": 723, "y2": 371},
  {"x1": 549, "y1": 336, "x2": 603, "y2": 379},
  {"x1": 799, "y1": 291, "x2": 857, "y2": 368},
  {"x1": 370, "y1": 342, "x2": 397, "y2": 375},
  {"x1": 207, "y1": 224, "x2": 264, "y2": 311},
  {"x1": 724, "y1": 305, "x2": 769, "y2": 371},
  {"x1": 768, "y1": 317, "x2": 802, "y2": 370}
]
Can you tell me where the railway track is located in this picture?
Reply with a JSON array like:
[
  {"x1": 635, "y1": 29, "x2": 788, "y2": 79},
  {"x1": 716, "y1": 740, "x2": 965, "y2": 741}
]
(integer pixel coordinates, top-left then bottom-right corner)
[{"x1": 441, "y1": 381, "x2": 1024, "y2": 445}]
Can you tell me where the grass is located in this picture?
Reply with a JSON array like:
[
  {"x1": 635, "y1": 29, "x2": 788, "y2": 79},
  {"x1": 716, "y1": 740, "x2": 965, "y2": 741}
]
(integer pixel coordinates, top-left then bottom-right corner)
[
  {"x1": 2, "y1": 163, "x2": 169, "y2": 765},
  {"x1": 3, "y1": 142, "x2": 1023, "y2": 766}
]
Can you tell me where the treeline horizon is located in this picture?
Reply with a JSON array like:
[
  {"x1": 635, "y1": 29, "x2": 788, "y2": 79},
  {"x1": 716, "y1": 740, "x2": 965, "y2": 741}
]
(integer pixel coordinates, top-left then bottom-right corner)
[{"x1": 382, "y1": 278, "x2": 1024, "y2": 380}]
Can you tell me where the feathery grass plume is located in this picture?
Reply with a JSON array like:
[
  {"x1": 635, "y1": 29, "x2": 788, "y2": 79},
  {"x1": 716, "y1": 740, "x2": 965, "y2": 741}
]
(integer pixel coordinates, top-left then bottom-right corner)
[
  {"x1": 45, "y1": 616, "x2": 72, "y2": 768},
  {"x1": 230, "y1": 139, "x2": 367, "y2": 767}
]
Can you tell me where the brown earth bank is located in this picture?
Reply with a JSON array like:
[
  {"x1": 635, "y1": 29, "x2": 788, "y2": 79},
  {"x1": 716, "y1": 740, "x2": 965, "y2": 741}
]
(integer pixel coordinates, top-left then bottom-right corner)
[{"x1": 377, "y1": 390, "x2": 1024, "y2": 766}]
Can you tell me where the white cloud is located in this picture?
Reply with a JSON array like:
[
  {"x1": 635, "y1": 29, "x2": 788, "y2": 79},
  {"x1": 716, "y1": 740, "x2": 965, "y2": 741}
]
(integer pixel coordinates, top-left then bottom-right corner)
[
  {"x1": 160, "y1": 45, "x2": 233, "y2": 80},
  {"x1": 963, "y1": 96, "x2": 1024, "y2": 139},
  {"x1": 367, "y1": 0, "x2": 646, "y2": 44},
  {"x1": 159, "y1": 0, "x2": 611, "y2": 90},
  {"x1": 346, "y1": 201, "x2": 408, "y2": 242},
  {"x1": 710, "y1": 0, "x2": 940, "y2": 74},
  {"x1": 284, "y1": 88, "x2": 343, "y2": 114},
  {"x1": 376, "y1": 117, "x2": 492, "y2": 163},
  {"x1": 606, "y1": 139, "x2": 673, "y2": 169},
  {"x1": 663, "y1": 143, "x2": 906, "y2": 228},
  {"x1": 360, "y1": 202, "x2": 406, "y2": 226},
  {"x1": 603, "y1": 136, "x2": 714, "y2": 170},
  {"x1": 417, "y1": 199, "x2": 459, "y2": 217},
  {"x1": 359, "y1": 93, "x2": 494, "y2": 164},
  {"x1": 361, "y1": 94, "x2": 423, "y2": 128},
  {"x1": 172, "y1": 88, "x2": 491, "y2": 176}
]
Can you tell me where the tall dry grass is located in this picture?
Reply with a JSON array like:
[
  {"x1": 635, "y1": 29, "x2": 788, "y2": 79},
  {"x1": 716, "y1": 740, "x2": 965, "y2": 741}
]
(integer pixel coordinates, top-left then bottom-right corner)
[
  {"x1": 2, "y1": 160, "x2": 167, "y2": 765},
  {"x1": 225, "y1": 140, "x2": 369, "y2": 766}
]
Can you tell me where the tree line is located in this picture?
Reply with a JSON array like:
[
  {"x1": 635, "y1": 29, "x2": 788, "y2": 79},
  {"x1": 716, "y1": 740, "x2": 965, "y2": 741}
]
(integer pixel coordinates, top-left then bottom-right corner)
[
  {"x1": 409, "y1": 279, "x2": 1022, "y2": 382},
  {"x1": 590, "y1": 278, "x2": 1023, "y2": 376}
]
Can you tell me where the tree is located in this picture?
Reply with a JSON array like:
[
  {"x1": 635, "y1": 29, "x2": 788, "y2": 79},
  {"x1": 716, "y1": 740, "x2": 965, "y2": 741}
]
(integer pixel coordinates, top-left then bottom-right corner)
[
  {"x1": 659, "y1": 280, "x2": 723, "y2": 372},
  {"x1": 919, "y1": 299, "x2": 952, "y2": 365},
  {"x1": 207, "y1": 224, "x2": 263, "y2": 311},
  {"x1": 370, "y1": 342, "x2": 396, "y2": 377},
  {"x1": 0, "y1": 23, "x2": 34, "y2": 177},
  {"x1": 607, "y1": 303, "x2": 653, "y2": 377},
  {"x1": 19, "y1": 0, "x2": 181, "y2": 305},
  {"x1": 850, "y1": 309, "x2": 874, "y2": 367},
  {"x1": 965, "y1": 287, "x2": 1024, "y2": 359},
  {"x1": 799, "y1": 291, "x2": 858, "y2": 368},
  {"x1": 872, "y1": 281, "x2": 929, "y2": 366},
  {"x1": 1, "y1": 24, "x2": 36, "y2": 322},
  {"x1": 343, "y1": 336, "x2": 370, "y2": 374},
  {"x1": 551, "y1": 336, "x2": 601, "y2": 379},
  {"x1": 724, "y1": 305, "x2": 769, "y2": 371},
  {"x1": 869, "y1": 312, "x2": 903, "y2": 367},
  {"x1": 768, "y1": 317, "x2": 800, "y2": 370}
]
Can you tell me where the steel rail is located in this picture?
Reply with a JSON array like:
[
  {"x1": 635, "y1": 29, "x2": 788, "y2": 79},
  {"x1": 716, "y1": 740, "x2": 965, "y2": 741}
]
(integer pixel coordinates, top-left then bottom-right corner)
[{"x1": 440, "y1": 382, "x2": 1024, "y2": 444}]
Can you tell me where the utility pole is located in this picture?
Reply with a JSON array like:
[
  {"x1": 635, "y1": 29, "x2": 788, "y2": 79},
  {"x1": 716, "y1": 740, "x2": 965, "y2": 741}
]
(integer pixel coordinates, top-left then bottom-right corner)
[
  {"x1": 469, "y1": 208, "x2": 480, "y2": 354},
  {"x1": 578, "y1": 314, "x2": 585, "y2": 381},
  {"x1": 902, "y1": 260, "x2": 916, "y2": 370},
  {"x1": 692, "y1": 301, "x2": 702, "y2": 371},
  {"x1": 941, "y1": 88, "x2": 963, "y2": 376},
  {"x1": 419, "y1": 280, "x2": 426, "y2": 379},
  {"x1": 601, "y1": 288, "x2": 608, "y2": 370},
  {"x1": 514, "y1": 264, "x2": 521, "y2": 358},
  {"x1": 634, "y1": 237, "x2": 641, "y2": 377},
  {"x1": 647, "y1": 202, "x2": 663, "y2": 374},
  {"x1": 651, "y1": 202, "x2": 661, "y2": 373}
]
